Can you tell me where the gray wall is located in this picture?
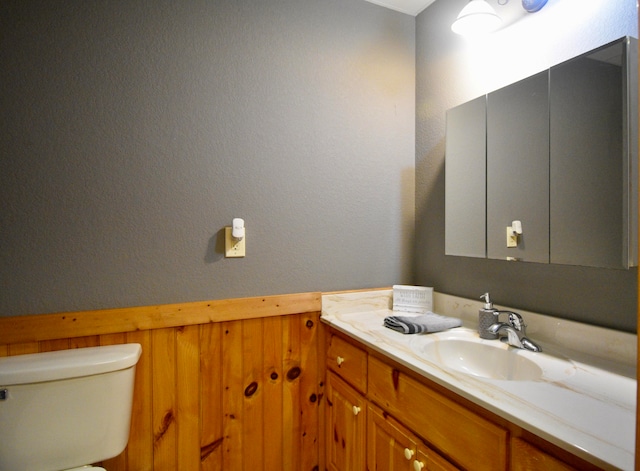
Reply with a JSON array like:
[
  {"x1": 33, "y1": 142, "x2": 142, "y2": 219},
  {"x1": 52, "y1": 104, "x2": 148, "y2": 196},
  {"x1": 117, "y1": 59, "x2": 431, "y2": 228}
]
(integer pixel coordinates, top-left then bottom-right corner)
[
  {"x1": 415, "y1": 0, "x2": 638, "y2": 332},
  {"x1": 0, "y1": 0, "x2": 416, "y2": 316},
  {"x1": 3, "y1": 0, "x2": 637, "y2": 332}
]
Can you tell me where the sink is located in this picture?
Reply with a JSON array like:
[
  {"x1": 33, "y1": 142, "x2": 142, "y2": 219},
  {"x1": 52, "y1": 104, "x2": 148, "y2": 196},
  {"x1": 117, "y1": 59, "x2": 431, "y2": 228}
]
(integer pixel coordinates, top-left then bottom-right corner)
[
  {"x1": 413, "y1": 332, "x2": 575, "y2": 382},
  {"x1": 421, "y1": 338, "x2": 542, "y2": 380}
]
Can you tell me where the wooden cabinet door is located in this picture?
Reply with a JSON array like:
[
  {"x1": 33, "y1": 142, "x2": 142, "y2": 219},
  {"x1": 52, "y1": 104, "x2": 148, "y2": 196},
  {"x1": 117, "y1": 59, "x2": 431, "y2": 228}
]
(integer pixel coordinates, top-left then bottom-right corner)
[
  {"x1": 511, "y1": 438, "x2": 577, "y2": 471},
  {"x1": 326, "y1": 371, "x2": 367, "y2": 471},
  {"x1": 414, "y1": 447, "x2": 459, "y2": 471},
  {"x1": 367, "y1": 404, "x2": 418, "y2": 470},
  {"x1": 368, "y1": 403, "x2": 459, "y2": 471},
  {"x1": 367, "y1": 355, "x2": 507, "y2": 471}
]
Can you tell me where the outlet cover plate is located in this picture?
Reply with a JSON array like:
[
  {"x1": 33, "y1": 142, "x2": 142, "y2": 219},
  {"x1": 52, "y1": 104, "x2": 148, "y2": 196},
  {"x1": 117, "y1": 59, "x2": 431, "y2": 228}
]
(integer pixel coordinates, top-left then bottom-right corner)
[
  {"x1": 506, "y1": 226, "x2": 518, "y2": 248},
  {"x1": 225, "y1": 227, "x2": 246, "y2": 257}
]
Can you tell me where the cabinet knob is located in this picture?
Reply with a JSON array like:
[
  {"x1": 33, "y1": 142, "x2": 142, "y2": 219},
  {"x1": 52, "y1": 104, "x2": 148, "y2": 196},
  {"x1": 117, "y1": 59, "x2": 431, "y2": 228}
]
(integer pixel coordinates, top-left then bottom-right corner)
[
  {"x1": 336, "y1": 356, "x2": 344, "y2": 366},
  {"x1": 352, "y1": 405, "x2": 361, "y2": 416},
  {"x1": 404, "y1": 448, "x2": 415, "y2": 460},
  {"x1": 413, "y1": 460, "x2": 425, "y2": 471}
]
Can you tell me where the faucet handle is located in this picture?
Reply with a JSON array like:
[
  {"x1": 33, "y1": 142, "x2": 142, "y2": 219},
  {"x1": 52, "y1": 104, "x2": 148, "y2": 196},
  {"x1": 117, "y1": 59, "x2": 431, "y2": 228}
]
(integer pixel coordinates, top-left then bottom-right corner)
[{"x1": 507, "y1": 312, "x2": 525, "y2": 332}]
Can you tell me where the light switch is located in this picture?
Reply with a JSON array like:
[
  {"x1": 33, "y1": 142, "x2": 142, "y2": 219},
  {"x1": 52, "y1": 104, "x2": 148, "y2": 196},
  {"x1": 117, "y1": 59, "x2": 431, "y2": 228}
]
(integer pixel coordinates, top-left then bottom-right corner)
[{"x1": 225, "y1": 227, "x2": 246, "y2": 257}]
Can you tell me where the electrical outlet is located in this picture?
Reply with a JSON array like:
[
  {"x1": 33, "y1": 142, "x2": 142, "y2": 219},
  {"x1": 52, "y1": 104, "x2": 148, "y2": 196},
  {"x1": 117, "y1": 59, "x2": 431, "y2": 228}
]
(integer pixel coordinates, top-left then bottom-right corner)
[
  {"x1": 506, "y1": 226, "x2": 518, "y2": 248},
  {"x1": 225, "y1": 227, "x2": 246, "y2": 257}
]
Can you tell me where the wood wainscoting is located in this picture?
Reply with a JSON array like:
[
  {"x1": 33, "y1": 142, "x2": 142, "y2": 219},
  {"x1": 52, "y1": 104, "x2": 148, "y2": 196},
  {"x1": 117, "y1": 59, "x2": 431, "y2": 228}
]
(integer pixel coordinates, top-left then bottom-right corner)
[{"x1": 0, "y1": 292, "x2": 324, "y2": 471}]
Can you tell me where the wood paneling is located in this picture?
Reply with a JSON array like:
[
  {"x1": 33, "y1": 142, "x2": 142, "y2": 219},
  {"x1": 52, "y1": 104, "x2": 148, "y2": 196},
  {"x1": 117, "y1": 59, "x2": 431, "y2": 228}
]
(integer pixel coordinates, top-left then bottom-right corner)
[
  {"x1": 152, "y1": 327, "x2": 178, "y2": 470},
  {"x1": 263, "y1": 315, "x2": 284, "y2": 468},
  {"x1": 0, "y1": 292, "x2": 320, "y2": 345},
  {"x1": 126, "y1": 330, "x2": 154, "y2": 471},
  {"x1": 0, "y1": 292, "x2": 323, "y2": 471}
]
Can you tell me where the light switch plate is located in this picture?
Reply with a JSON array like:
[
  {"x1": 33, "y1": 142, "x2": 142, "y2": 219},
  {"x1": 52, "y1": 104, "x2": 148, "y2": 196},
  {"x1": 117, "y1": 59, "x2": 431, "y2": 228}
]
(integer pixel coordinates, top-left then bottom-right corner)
[
  {"x1": 506, "y1": 226, "x2": 518, "y2": 248},
  {"x1": 225, "y1": 227, "x2": 246, "y2": 257}
]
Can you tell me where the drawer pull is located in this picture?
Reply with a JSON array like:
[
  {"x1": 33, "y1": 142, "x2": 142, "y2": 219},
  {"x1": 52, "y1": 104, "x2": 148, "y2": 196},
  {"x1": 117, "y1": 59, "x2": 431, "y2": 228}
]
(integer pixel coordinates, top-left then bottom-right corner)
[
  {"x1": 404, "y1": 448, "x2": 414, "y2": 460},
  {"x1": 336, "y1": 356, "x2": 345, "y2": 366},
  {"x1": 413, "y1": 460, "x2": 425, "y2": 471},
  {"x1": 352, "y1": 405, "x2": 361, "y2": 416}
]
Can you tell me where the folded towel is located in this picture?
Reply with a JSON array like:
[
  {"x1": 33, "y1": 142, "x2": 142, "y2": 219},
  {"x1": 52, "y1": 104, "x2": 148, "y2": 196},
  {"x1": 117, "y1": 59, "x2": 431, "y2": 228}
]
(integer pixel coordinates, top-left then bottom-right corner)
[{"x1": 383, "y1": 312, "x2": 462, "y2": 334}]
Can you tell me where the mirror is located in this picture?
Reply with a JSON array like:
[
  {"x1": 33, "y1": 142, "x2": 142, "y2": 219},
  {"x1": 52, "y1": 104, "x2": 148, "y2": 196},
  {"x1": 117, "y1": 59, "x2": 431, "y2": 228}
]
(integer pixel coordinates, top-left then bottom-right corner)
[
  {"x1": 445, "y1": 96, "x2": 486, "y2": 258},
  {"x1": 487, "y1": 71, "x2": 549, "y2": 263},
  {"x1": 444, "y1": 36, "x2": 638, "y2": 269},
  {"x1": 550, "y1": 39, "x2": 636, "y2": 268}
]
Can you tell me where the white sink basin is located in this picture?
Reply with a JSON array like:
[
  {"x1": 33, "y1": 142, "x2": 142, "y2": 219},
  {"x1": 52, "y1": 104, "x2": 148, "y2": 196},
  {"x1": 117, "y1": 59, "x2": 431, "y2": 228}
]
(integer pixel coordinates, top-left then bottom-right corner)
[
  {"x1": 421, "y1": 338, "x2": 542, "y2": 380},
  {"x1": 412, "y1": 332, "x2": 576, "y2": 382}
]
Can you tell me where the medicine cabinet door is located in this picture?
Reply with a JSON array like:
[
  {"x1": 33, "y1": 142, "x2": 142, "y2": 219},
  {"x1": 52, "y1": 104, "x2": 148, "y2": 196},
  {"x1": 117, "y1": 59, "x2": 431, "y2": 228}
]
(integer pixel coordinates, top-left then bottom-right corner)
[
  {"x1": 445, "y1": 96, "x2": 486, "y2": 258},
  {"x1": 550, "y1": 38, "x2": 635, "y2": 268},
  {"x1": 486, "y1": 71, "x2": 549, "y2": 263}
]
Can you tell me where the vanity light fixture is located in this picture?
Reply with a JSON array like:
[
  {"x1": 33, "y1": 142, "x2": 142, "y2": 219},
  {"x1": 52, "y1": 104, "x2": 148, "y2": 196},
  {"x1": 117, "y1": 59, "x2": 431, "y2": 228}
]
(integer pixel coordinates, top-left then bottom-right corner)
[
  {"x1": 451, "y1": 0, "x2": 501, "y2": 36},
  {"x1": 451, "y1": 0, "x2": 548, "y2": 36}
]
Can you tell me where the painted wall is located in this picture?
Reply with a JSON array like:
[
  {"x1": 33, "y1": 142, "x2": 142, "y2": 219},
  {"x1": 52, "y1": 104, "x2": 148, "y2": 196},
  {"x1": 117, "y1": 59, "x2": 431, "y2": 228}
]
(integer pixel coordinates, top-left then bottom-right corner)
[
  {"x1": 415, "y1": 0, "x2": 639, "y2": 331},
  {"x1": 0, "y1": 0, "x2": 415, "y2": 316}
]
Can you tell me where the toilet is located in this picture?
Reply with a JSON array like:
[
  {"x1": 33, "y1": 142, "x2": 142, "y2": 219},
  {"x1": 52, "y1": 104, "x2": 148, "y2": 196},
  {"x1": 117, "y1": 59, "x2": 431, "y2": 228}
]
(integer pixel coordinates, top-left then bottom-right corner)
[{"x1": 0, "y1": 343, "x2": 142, "y2": 471}]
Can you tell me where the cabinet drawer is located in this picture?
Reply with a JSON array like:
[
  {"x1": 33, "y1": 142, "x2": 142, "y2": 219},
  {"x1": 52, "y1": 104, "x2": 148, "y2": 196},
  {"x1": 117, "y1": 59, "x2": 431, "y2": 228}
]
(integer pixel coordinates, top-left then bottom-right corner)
[
  {"x1": 367, "y1": 355, "x2": 507, "y2": 471},
  {"x1": 327, "y1": 334, "x2": 367, "y2": 393}
]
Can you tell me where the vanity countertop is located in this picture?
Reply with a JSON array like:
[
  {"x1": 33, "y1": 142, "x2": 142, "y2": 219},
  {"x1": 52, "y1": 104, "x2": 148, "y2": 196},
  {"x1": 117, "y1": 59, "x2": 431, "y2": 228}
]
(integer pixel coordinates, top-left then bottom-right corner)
[{"x1": 321, "y1": 289, "x2": 637, "y2": 471}]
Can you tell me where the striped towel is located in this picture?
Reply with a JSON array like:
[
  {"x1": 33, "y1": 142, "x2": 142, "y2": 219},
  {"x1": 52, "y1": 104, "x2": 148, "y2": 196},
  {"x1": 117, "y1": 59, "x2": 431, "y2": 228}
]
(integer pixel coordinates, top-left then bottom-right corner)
[{"x1": 384, "y1": 312, "x2": 462, "y2": 334}]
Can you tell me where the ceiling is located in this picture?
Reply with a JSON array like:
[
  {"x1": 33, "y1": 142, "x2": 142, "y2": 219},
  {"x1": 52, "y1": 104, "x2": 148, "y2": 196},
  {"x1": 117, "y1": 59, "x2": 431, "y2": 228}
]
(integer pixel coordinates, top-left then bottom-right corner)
[
  {"x1": 365, "y1": 0, "x2": 531, "y2": 26},
  {"x1": 363, "y1": 0, "x2": 437, "y2": 16}
]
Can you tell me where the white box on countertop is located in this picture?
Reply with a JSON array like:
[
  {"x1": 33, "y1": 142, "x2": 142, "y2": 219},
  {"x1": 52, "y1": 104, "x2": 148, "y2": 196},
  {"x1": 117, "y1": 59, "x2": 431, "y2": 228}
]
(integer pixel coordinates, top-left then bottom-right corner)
[{"x1": 392, "y1": 285, "x2": 433, "y2": 313}]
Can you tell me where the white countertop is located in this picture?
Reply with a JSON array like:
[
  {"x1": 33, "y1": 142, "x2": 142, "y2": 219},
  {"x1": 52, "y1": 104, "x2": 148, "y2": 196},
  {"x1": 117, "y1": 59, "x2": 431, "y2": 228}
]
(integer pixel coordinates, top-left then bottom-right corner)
[{"x1": 321, "y1": 289, "x2": 637, "y2": 471}]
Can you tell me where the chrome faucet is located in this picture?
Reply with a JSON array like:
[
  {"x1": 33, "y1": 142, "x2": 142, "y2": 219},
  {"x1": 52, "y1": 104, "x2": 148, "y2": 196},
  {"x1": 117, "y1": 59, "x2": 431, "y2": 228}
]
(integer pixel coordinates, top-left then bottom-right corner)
[{"x1": 488, "y1": 311, "x2": 542, "y2": 352}]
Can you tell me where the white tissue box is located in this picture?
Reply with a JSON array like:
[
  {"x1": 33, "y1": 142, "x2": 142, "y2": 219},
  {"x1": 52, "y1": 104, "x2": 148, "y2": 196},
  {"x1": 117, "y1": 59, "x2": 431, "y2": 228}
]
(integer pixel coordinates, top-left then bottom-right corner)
[{"x1": 392, "y1": 285, "x2": 433, "y2": 313}]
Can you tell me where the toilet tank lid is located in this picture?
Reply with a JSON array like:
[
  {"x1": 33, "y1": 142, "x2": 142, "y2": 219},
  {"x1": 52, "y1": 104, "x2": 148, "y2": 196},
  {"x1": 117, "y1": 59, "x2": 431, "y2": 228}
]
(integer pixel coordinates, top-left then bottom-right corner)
[{"x1": 0, "y1": 343, "x2": 142, "y2": 386}]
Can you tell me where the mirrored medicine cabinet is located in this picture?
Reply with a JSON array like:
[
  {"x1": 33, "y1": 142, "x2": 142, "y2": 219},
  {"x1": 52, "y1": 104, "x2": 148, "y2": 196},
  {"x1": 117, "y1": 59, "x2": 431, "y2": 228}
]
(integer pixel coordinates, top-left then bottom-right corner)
[{"x1": 445, "y1": 36, "x2": 638, "y2": 269}]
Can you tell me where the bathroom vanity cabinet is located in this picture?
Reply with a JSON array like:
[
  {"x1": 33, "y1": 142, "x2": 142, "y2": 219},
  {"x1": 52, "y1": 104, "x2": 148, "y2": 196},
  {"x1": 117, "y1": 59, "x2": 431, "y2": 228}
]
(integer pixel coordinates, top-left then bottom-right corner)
[
  {"x1": 325, "y1": 328, "x2": 603, "y2": 471},
  {"x1": 326, "y1": 336, "x2": 456, "y2": 471}
]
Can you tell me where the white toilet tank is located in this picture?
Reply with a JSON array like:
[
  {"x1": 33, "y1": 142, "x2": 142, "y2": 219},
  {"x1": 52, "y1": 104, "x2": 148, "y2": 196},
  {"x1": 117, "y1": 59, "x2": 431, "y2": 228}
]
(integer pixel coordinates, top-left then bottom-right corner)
[{"x1": 0, "y1": 343, "x2": 142, "y2": 471}]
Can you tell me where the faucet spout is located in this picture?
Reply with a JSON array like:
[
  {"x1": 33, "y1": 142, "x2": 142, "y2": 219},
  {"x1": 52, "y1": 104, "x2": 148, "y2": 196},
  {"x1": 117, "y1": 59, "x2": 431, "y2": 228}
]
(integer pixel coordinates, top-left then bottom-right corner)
[
  {"x1": 488, "y1": 323, "x2": 524, "y2": 348},
  {"x1": 520, "y1": 337, "x2": 542, "y2": 352},
  {"x1": 487, "y1": 321, "x2": 542, "y2": 352}
]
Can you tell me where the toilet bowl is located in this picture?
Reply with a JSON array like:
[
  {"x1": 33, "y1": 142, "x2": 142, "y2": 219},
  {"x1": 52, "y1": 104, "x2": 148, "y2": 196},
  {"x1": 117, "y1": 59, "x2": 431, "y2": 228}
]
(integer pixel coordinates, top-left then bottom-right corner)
[{"x1": 0, "y1": 344, "x2": 141, "y2": 471}]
